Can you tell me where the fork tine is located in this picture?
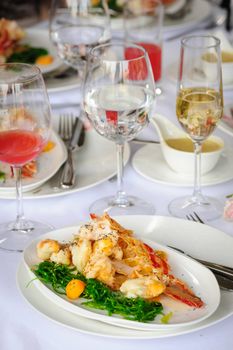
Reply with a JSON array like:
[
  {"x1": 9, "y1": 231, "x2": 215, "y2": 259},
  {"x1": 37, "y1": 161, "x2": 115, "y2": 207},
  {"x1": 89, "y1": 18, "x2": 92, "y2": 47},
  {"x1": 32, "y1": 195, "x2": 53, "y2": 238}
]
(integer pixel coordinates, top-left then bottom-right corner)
[
  {"x1": 186, "y1": 213, "x2": 204, "y2": 224},
  {"x1": 186, "y1": 214, "x2": 197, "y2": 222},
  {"x1": 58, "y1": 114, "x2": 75, "y2": 141},
  {"x1": 193, "y1": 212, "x2": 204, "y2": 224}
]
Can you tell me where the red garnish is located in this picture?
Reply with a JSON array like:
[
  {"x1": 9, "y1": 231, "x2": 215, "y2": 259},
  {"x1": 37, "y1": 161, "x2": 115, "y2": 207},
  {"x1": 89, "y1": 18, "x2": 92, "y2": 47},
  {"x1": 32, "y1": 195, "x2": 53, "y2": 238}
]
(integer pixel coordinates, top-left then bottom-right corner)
[
  {"x1": 164, "y1": 285, "x2": 204, "y2": 308},
  {"x1": 106, "y1": 111, "x2": 118, "y2": 125},
  {"x1": 144, "y1": 243, "x2": 169, "y2": 274}
]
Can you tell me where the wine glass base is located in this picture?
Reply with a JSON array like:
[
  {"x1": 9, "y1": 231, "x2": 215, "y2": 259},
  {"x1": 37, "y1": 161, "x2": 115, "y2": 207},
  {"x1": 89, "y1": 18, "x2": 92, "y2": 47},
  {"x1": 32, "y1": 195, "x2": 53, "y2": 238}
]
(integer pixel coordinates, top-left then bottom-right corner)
[
  {"x1": 89, "y1": 195, "x2": 155, "y2": 216},
  {"x1": 0, "y1": 220, "x2": 53, "y2": 253},
  {"x1": 168, "y1": 195, "x2": 222, "y2": 221}
]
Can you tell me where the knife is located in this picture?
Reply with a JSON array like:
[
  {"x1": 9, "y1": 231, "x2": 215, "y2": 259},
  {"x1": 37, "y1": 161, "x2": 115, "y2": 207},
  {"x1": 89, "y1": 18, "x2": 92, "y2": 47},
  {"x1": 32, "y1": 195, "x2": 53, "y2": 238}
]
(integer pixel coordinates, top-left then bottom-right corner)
[
  {"x1": 60, "y1": 118, "x2": 84, "y2": 189},
  {"x1": 214, "y1": 272, "x2": 233, "y2": 292}
]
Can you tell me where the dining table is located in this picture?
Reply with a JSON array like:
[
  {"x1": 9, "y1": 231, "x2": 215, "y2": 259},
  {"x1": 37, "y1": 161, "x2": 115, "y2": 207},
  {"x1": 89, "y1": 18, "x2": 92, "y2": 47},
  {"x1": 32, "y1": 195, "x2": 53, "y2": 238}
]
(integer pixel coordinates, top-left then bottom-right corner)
[{"x1": 1, "y1": 13, "x2": 233, "y2": 350}]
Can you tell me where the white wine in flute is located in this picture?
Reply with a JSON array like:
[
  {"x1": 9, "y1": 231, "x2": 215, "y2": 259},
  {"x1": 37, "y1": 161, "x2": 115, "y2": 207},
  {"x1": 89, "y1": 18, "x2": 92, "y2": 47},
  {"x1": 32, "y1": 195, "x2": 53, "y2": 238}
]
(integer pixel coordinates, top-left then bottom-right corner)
[{"x1": 176, "y1": 87, "x2": 223, "y2": 141}]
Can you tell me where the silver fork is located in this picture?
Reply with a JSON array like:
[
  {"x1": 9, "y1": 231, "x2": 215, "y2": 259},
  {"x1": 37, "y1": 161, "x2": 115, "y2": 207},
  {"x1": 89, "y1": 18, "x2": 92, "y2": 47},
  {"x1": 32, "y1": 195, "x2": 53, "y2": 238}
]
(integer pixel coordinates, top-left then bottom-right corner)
[
  {"x1": 186, "y1": 212, "x2": 204, "y2": 224},
  {"x1": 58, "y1": 113, "x2": 76, "y2": 144},
  {"x1": 49, "y1": 114, "x2": 76, "y2": 189}
]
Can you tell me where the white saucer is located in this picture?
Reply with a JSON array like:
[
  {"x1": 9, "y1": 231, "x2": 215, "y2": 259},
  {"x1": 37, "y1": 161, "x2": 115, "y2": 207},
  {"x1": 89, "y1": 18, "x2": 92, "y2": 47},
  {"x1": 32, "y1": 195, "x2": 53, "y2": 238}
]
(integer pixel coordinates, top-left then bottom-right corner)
[{"x1": 132, "y1": 144, "x2": 233, "y2": 187}]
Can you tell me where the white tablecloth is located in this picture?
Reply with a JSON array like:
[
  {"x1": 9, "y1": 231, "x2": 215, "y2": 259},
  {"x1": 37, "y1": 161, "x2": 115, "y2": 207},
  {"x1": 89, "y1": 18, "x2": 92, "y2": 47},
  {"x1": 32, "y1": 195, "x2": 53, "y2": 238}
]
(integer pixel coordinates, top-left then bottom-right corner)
[{"x1": 1, "y1": 28, "x2": 233, "y2": 350}]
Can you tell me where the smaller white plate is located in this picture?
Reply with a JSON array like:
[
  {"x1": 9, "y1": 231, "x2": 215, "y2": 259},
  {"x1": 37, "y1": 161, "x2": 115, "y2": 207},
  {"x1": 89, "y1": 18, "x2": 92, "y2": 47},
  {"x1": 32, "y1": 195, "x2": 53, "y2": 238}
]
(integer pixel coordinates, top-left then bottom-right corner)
[
  {"x1": 132, "y1": 144, "x2": 233, "y2": 187},
  {"x1": 23, "y1": 29, "x2": 62, "y2": 75},
  {"x1": 0, "y1": 131, "x2": 67, "y2": 193},
  {"x1": 23, "y1": 224, "x2": 220, "y2": 331},
  {"x1": 219, "y1": 104, "x2": 233, "y2": 137}
]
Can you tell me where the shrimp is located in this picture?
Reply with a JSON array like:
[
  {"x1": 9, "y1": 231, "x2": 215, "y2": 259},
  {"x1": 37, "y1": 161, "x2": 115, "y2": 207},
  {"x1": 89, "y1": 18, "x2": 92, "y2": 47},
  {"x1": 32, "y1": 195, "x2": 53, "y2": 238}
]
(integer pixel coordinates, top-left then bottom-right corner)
[
  {"x1": 70, "y1": 238, "x2": 92, "y2": 273},
  {"x1": 120, "y1": 276, "x2": 166, "y2": 299},
  {"x1": 37, "y1": 239, "x2": 60, "y2": 260}
]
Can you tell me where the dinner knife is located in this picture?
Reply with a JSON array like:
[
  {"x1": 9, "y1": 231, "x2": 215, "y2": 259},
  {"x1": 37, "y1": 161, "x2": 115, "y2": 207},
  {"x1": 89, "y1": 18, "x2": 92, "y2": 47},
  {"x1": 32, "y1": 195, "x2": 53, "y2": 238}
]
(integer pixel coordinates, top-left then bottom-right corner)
[{"x1": 60, "y1": 118, "x2": 84, "y2": 189}]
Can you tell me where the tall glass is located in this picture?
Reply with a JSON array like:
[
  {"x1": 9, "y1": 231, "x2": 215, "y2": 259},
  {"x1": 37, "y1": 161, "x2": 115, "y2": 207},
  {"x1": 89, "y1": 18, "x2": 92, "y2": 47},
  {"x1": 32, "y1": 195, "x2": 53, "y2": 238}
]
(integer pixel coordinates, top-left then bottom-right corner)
[
  {"x1": 84, "y1": 43, "x2": 156, "y2": 215},
  {"x1": 168, "y1": 35, "x2": 223, "y2": 221},
  {"x1": 0, "y1": 63, "x2": 52, "y2": 252},
  {"x1": 49, "y1": 0, "x2": 111, "y2": 79},
  {"x1": 124, "y1": 0, "x2": 164, "y2": 96}
]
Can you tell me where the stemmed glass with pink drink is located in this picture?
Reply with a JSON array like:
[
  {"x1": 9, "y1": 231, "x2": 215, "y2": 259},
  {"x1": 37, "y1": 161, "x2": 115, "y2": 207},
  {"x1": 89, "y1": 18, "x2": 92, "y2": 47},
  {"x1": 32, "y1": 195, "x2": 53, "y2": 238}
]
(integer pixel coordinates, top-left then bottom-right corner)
[{"x1": 0, "y1": 63, "x2": 51, "y2": 252}]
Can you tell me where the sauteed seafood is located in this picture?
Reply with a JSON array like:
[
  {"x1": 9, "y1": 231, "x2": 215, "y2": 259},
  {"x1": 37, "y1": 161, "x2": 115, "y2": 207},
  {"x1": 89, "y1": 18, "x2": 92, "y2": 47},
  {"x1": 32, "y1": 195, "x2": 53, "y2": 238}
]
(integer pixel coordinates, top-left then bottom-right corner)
[{"x1": 37, "y1": 213, "x2": 204, "y2": 308}]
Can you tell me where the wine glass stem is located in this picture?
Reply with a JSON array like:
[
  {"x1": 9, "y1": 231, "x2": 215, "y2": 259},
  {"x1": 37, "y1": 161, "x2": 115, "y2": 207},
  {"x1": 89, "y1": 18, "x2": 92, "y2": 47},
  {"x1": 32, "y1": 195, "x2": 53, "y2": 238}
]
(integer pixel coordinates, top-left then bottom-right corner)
[
  {"x1": 11, "y1": 166, "x2": 32, "y2": 232},
  {"x1": 192, "y1": 141, "x2": 203, "y2": 202},
  {"x1": 115, "y1": 143, "x2": 128, "y2": 205}
]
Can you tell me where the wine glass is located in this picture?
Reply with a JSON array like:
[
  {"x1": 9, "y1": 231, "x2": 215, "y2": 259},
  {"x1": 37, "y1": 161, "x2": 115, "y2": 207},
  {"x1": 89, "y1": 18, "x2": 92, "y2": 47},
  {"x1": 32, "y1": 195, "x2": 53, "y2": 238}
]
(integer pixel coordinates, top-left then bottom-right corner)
[
  {"x1": 168, "y1": 35, "x2": 223, "y2": 221},
  {"x1": 49, "y1": 0, "x2": 111, "y2": 79},
  {"x1": 0, "y1": 63, "x2": 52, "y2": 252},
  {"x1": 83, "y1": 42, "x2": 156, "y2": 215},
  {"x1": 124, "y1": 0, "x2": 164, "y2": 96}
]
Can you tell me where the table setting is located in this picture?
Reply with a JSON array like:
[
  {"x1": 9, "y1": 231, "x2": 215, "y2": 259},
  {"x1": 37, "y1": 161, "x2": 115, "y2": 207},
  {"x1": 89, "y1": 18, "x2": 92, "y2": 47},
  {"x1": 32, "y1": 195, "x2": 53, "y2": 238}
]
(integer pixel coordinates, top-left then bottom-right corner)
[{"x1": 0, "y1": 0, "x2": 233, "y2": 349}]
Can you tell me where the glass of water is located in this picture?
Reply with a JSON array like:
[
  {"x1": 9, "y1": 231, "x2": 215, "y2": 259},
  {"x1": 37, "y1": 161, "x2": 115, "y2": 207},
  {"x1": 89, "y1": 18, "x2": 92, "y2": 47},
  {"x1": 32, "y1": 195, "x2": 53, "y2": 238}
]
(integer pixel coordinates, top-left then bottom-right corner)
[
  {"x1": 84, "y1": 42, "x2": 156, "y2": 215},
  {"x1": 49, "y1": 0, "x2": 111, "y2": 79}
]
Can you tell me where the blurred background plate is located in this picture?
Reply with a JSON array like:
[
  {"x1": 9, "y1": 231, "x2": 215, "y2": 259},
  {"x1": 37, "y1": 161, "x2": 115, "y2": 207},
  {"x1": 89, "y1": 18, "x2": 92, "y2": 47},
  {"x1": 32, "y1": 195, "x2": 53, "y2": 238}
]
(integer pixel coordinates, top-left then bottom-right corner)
[{"x1": 23, "y1": 28, "x2": 63, "y2": 74}]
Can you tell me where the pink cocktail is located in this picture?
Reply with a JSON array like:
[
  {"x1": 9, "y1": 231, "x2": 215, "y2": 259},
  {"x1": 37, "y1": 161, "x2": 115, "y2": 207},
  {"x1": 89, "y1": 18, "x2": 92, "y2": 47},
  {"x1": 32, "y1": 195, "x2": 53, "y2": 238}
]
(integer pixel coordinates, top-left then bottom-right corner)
[{"x1": 0, "y1": 130, "x2": 44, "y2": 166}]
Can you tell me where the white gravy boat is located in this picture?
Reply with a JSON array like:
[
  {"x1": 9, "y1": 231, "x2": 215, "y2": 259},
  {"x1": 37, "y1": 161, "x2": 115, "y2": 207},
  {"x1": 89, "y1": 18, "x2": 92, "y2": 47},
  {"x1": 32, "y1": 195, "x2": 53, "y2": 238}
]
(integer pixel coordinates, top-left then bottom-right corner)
[{"x1": 151, "y1": 114, "x2": 224, "y2": 175}]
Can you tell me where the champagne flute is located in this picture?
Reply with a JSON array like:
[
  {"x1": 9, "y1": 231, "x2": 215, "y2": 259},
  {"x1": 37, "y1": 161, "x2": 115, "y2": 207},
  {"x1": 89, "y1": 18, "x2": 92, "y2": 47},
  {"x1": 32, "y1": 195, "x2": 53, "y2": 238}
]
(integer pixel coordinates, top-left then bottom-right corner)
[
  {"x1": 0, "y1": 63, "x2": 52, "y2": 252},
  {"x1": 124, "y1": 0, "x2": 164, "y2": 96},
  {"x1": 168, "y1": 35, "x2": 223, "y2": 221},
  {"x1": 84, "y1": 42, "x2": 156, "y2": 215},
  {"x1": 49, "y1": 0, "x2": 111, "y2": 79}
]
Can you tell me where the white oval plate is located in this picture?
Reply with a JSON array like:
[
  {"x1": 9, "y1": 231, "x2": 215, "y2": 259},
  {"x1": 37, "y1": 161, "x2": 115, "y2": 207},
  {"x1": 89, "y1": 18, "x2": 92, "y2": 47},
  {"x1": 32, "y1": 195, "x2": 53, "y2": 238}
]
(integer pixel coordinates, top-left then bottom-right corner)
[
  {"x1": 0, "y1": 130, "x2": 67, "y2": 193},
  {"x1": 17, "y1": 215, "x2": 233, "y2": 339},
  {"x1": 23, "y1": 218, "x2": 220, "y2": 331},
  {"x1": 132, "y1": 143, "x2": 233, "y2": 187},
  {"x1": 22, "y1": 28, "x2": 62, "y2": 75}
]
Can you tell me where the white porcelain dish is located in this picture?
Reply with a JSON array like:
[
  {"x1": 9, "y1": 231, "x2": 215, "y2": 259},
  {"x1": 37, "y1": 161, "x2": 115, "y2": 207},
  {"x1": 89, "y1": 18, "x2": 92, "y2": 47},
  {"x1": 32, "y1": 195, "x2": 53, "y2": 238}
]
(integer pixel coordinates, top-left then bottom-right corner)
[
  {"x1": 0, "y1": 129, "x2": 130, "y2": 199},
  {"x1": 132, "y1": 143, "x2": 233, "y2": 187},
  {"x1": 22, "y1": 28, "x2": 62, "y2": 75},
  {"x1": 17, "y1": 215, "x2": 233, "y2": 339},
  {"x1": 0, "y1": 130, "x2": 67, "y2": 193},
  {"x1": 151, "y1": 115, "x2": 224, "y2": 175},
  {"x1": 23, "y1": 221, "x2": 220, "y2": 331},
  {"x1": 203, "y1": 30, "x2": 233, "y2": 85}
]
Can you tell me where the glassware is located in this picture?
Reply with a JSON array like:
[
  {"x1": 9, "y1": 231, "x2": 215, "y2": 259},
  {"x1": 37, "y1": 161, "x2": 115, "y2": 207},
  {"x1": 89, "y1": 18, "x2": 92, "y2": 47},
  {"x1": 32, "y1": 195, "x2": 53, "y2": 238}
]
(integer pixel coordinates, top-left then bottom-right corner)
[
  {"x1": 0, "y1": 63, "x2": 52, "y2": 252},
  {"x1": 168, "y1": 35, "x2": 223, "y2": 221},
  {"x1": 124, "y1": 0, "x2": 164, "y2": 96},
  {"x1": 83, "y1": 42, "x2": 156, "y2": 215},
  {"x1": 49, "y1": 0, "x2": 111, "y2": 79}
]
